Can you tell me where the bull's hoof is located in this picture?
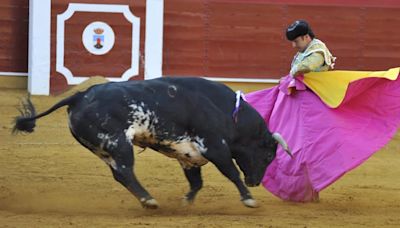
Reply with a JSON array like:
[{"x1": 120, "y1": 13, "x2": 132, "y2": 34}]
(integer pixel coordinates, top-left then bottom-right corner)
[
  {"x1": 242, "y1": 199, "x2": 259, "y2": 208},
  {"x1": 181, "y1": 196, "x2": 194, "y2": 207},
  {"x1": 141, "y1": 198, "x2": 159, "y2": 209}
]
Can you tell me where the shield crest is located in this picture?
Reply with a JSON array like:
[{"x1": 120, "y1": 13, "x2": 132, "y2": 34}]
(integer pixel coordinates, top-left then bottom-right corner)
[{"x1": 93, "y1": 28, "x2": 104, "y2": 49}]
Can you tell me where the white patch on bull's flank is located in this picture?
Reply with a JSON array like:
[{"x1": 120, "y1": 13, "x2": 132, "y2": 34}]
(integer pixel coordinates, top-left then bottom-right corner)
[
  {"x1": 125, "y1": 102, "x2": 208, "y2": 168},
  {"x1": 124, "y1": 103, "x2": 159, "y2": 144},
  {"x1": 221, "y1": 139, "x2": 227, "y2": 145},
  {"x1": 97, "y1": 133, "x2": 119, "y2": 149},
  {"x1": 94, "y1": 149, "x2": 117, "y2": 170},
  {"x1": 160, "y1": 135, "x2": 209, "y2": 169},
  {"x1": 125, "y1": 125, "x2": 136, "y2": 143}
]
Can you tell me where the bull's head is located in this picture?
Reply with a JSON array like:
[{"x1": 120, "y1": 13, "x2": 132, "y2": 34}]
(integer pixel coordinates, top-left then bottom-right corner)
[{"x1": 233, "y1": 132, "x2": 292, "y2": 187}]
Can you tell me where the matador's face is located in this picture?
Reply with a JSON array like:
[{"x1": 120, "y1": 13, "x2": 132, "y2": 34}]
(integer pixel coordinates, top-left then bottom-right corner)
[{"x1": 291, "y1": 35, "x2": 311, "y2": 52}]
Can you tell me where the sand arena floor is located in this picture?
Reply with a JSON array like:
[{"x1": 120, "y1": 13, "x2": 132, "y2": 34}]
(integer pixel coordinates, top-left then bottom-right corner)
[{"x1": 0, "y1": 83, "x2": 399, "y2": 227}]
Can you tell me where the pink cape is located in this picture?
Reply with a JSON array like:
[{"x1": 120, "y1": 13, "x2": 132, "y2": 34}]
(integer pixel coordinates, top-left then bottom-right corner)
[{"x1": 245, "y1": 73, "x2": 400, "y2": 202}]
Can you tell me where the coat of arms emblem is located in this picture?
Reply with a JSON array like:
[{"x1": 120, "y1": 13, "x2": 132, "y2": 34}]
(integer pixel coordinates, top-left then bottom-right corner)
[
  {"x1": 82, "y1": 21, "x2": 115, "y2": 55},
  {"x1": 93, "y1": 28, "x2": 104, "y2": 49}
]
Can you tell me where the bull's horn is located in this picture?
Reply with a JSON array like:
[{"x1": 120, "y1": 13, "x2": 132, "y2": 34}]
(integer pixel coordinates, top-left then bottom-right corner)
[{"x1": 272, "y1": 132, "x2": 293, "y2": 158}]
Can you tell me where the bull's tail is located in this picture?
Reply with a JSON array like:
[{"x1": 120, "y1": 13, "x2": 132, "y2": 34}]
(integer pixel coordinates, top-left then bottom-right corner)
[{"x1": 12, "y1": 92, "x2": 83, "y2": 134}]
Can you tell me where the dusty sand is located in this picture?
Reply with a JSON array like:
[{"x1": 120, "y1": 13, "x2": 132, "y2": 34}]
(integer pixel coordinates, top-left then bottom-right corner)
[{"x1": 1, "y1": 83, "x2": 399, "y2": 227}]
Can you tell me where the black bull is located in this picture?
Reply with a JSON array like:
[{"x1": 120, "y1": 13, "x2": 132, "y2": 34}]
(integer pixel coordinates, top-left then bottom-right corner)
[{"x1": 13, "y1": 77, "x2": 291, "y2": 209}]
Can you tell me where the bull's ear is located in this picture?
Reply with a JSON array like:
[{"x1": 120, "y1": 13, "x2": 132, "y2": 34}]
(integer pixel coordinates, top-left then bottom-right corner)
[{"x1": 272, "y1": 132, "x2": 293, "y2": 158}]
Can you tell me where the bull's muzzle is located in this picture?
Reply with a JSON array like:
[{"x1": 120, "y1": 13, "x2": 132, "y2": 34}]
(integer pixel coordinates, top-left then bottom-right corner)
[{"x1": 245, "y1": 177, "x2": 260, "y2": 187}]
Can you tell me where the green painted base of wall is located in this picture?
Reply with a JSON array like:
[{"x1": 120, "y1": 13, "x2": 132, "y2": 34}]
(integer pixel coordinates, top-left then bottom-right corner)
[{"x1": 0, "y1": 76, "x2": 27, "y2": 89}]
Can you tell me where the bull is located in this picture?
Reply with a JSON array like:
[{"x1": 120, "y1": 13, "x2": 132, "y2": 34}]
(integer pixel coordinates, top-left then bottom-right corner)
[{"x1": 13, "y1": 77, "x2": 291, "y2": 209}]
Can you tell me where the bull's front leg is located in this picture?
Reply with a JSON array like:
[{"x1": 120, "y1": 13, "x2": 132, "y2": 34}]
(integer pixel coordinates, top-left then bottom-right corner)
[
  {"x1": 182, "y1": 166, "x2": 203, "y2": 205},
  {"x1": 203, "y1": 142, "x2": 259, "y2": 208}
]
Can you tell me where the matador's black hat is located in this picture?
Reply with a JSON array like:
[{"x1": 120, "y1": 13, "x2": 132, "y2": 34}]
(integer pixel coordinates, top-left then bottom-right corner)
[{"x1": 286, "y1": 20, "x2": 315, "y2": 41}]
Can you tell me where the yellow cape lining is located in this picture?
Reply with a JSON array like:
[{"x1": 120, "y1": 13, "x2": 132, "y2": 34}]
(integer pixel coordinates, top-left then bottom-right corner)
[{"x1": 303, "y1": 67, "x2": 400, "y2": 108}]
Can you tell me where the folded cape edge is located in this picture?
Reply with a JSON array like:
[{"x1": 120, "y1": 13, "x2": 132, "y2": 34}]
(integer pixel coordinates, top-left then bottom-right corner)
[{"x1": 303, "y1": 67, "x2": 400, "y2": 108}]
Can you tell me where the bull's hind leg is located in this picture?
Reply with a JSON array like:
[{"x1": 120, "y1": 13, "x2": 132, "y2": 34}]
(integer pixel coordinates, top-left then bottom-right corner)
[
  {"x1": 203, "y1": 141, "x2": 258, "y2": 208},
  {"x1": 182, "y1": 167, "x2": 203, "y2": 205},
  {"x1": 103, "y1": 137, "x2": 159, "y2": 209}
]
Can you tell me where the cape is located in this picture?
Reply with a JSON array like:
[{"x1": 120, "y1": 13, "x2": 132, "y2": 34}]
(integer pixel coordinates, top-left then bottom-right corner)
[{"x1": 245, "y1": 67, "x2": 400, "y2": 202}]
